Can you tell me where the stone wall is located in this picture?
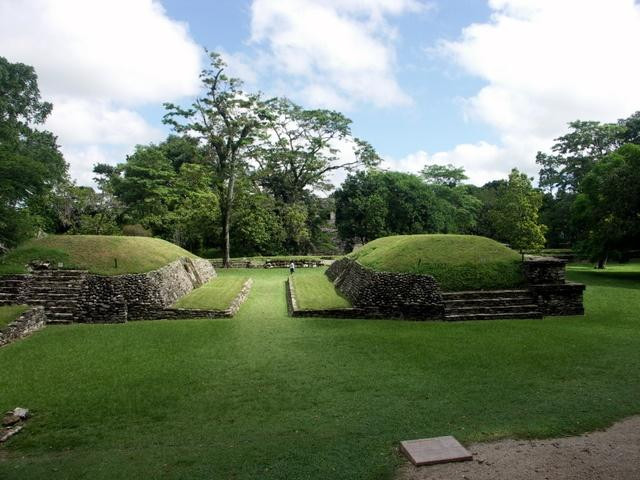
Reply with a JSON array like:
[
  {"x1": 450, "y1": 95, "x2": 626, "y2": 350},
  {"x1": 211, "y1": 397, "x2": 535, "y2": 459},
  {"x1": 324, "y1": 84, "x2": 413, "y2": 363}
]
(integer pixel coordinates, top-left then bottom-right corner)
[
  {"x1": 325, "y1": 256, "x2": 585, "y2": 320},
  {"x1": 523, "y1": 256, "x2": 567, "y2": 284},
  {"x1": 530, "y1": 282, "x2": 586, "y2": 316},
  {"x1": 326, "y1": 258, "x2": 445, "y2": 319},
  {"x1": 80, "y1": 257, "x2": 216, "y2": 323},
  {"x1": 0, "y1": 306, "x2": 46, "y2": 347},
  {"x1": 0, "y1": 257, "x2": 217, "y2": 324}
]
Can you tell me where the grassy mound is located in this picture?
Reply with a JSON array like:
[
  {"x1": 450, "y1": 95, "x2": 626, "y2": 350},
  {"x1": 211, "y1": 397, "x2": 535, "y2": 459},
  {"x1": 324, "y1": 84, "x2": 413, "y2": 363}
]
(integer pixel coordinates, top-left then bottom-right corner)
[
  {"x1": 0, "y1": 235, "x2": 197, "y2": 276},
  {"x1": 350, "y1": 234, "x2": 525, "y2": 291},
  {"x1": 173, "y1": 277, "x2": 248, "y2": 311}
]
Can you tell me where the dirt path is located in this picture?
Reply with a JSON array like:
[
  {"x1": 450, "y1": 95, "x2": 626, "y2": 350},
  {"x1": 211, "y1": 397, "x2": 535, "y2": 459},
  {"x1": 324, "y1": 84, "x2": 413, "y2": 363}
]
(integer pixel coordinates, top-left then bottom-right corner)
[{"x1": 397, "y1": 416, "x2": 640, "y2": 480}]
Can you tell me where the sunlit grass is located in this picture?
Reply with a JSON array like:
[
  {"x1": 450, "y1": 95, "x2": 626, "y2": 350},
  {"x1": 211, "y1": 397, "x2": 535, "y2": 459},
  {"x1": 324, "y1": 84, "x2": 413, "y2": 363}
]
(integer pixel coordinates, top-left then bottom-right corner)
[{"x1": 0, "y1": 266, "x2": 639, "y2": 479}]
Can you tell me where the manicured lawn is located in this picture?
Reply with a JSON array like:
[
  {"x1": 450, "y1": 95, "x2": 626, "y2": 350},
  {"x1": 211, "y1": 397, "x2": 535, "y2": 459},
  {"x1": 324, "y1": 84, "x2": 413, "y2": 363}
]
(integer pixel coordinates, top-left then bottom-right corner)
[
  {"x1": 290, "y1": 268, "x2": 351, "y2": 310},
  {"x1": 173, "y1": 276, "x2": 248, "y2": 310},
  {"x1": 0, "y1": 265, "x2": 639, "y2": 479},
  {"x1": 351, "y1": 234, "x2": 525, "y2": 290},
  {"x1": 0, "y1": 305, "x2": 29, "y2": 328},
  {"x1": 0, "y1": 235, "x2": 197, "y2": 275}
]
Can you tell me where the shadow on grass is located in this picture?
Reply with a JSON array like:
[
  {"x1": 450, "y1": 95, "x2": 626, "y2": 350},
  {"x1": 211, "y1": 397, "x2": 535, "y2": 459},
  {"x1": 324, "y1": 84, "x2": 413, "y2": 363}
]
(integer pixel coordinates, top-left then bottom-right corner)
[{"x1": 568, "y1": 269, "x2": 640, "y2": 290}]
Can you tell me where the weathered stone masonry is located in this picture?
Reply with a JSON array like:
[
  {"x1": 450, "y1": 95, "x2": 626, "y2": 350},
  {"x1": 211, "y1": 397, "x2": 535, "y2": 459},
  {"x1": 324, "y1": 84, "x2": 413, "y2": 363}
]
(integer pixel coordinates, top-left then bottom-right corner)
[
  {"x1": 324, "y1": 256, "x2": 585, "y2": 320},
  {"x1": 0, "y1": 257, "x2": 217, "y2": 324},
  {"x1": 326, "y1": 257, "x2": 445, "y2": 319},
  {"x1": 0, "y1": 306, "x2": 46, "y2": 347}
]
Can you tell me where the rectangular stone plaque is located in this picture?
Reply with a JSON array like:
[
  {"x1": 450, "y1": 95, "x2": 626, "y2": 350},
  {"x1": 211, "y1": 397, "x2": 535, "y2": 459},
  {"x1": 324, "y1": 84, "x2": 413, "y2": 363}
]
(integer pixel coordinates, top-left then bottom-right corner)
[{"x1": 400, "y1": 435, "x2": 472, "y2": 466}]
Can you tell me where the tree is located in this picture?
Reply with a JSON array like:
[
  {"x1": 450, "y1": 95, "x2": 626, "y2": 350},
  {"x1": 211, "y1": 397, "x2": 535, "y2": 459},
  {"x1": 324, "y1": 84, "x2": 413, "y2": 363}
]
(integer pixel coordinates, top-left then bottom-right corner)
[
  {"x1": 489, "y1": 169, "x2": 546, "y2": 257},
  {"x1": 0, "y1": 56, "x2": 67, "y2": 247},
  {"x1": 163, "y1": 52, "x2": 269, "y2": 266},
  {"x1": 335, "y1": 170, "x2": 465, "y2": 246},
  {"x1": 420, "y1": 164, "x2": 480, "y2": 234},
  {"x1": 535, "y1": 113, "x2": 640, "y2": 248},
  {"x1": 536, "y1": 120, "x2": 625, "y2": 194},
  {"x1": 95, "y1": 141, "x2": 218, "y2": 251},
  {"x1": 421, "y1": 163, "x2": 468, "y2": 187},
  {"x1": 254, "y1": 98, "x2": 380, "y2": 203},
  {"x1": 572, "y1": 144, "x2": 640, "y2": 268}
]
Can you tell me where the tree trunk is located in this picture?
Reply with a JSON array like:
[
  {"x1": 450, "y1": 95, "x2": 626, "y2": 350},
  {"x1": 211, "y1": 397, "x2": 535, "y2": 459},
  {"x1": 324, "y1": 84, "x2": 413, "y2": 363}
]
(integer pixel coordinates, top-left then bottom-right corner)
[
  {"x1": 220, "y1": 173, "x2": 236, "y2": 268},
  {"x1": 596, "y1": 254, "x2": 608, "y2": 269},
  {"x1": 221, "y1": 209, "x2": 231, "y2": 268}
]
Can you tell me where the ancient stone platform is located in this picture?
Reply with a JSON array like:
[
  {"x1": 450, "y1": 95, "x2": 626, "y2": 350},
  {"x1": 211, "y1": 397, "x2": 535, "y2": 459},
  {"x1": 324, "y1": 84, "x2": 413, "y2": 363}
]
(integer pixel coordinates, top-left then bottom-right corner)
[{"x1": 400, "y1": 435, "x2": 472, "y2": 466}]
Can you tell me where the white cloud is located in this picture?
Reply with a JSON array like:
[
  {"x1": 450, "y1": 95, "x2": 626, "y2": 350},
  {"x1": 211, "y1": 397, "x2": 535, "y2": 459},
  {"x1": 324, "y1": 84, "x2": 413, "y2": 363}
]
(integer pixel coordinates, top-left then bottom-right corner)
[
  {"x1": 248, "y1": 0, "x2": 426, "y2": 108},
  {"x1": 420, "y1": 0, "x2": 640, "y2": 183},
  {"x1": 0, "y1": 0, "x2": 202, "y2": 185},
  {"x1": 46, "y1": 98, "x2": 163, "y2": 146},
  {"x1": 383, "y1": 141, "x2": 513, "y2": 186}
]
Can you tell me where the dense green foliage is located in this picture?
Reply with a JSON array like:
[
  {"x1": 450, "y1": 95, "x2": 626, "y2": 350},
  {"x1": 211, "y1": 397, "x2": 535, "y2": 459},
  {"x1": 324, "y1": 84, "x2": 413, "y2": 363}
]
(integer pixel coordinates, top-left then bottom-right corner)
[
  {"x1": 489, "y1": 169, "x2": 547, "y2": 254},
  {"x1": 1, "y1": 266, "x2": 640, "y2": 479},
  {"x1": 572, "y1": 144, "x2": 640, "y2": 264},
  {"x1": 334, "y1": 170, "x2": 481, "y2": 246},
  {"x1": 0, "y1": 305, "x2": 28, "y2": 328},
  {"x1": 0, "y1": 56, "x2": 66, "y2": 248},
  {"x1": 254, "y1": 97, "x2": 380, "y2": 203},
  {"x1": 536, "y1": 112, "x2": 640, "y2": 258},
  {"x1": 0, "y1": 235, "x2": 196, "y2": 275},
  {"x1": 291, "y1": 268, "x2": 351, "y2": 310},
  {"x1": 350, "y1": 234, "x2": 525, "y2": 291},
  {"x1": 173, "y1": 276, "x2": 248, "y2": 311}
]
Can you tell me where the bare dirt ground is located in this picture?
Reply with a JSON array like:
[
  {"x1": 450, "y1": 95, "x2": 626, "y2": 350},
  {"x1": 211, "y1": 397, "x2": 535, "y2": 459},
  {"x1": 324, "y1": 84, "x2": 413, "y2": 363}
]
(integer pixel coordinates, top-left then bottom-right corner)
[{"x1": 397, "y1": 416, "x2": 640, "y2": 480}]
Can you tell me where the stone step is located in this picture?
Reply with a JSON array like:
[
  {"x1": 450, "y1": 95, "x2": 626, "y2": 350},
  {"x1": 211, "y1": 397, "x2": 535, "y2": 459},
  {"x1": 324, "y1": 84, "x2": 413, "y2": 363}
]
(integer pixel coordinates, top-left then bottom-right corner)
[
  {"x1": 27, "y1": 286, "x2": 83, "y2": 293},
  {"x1": 46, "y1": 318, "x2": 74, "y2": 325},
  {"x1": 445, "y1": 311, "x2": 543, "y2": 321},
  {"x1": 442, "y1": 289, "x2": 531, "y2": 300},
  {"x1": 25, "y1": 292, "x2": 79, "y2": 298},
  {"x1": 444, "y1": 297, "x2": 533, "y2": 307},
  {"x1": 445, "y1": 304, "x2": 540, "y2": 314}
]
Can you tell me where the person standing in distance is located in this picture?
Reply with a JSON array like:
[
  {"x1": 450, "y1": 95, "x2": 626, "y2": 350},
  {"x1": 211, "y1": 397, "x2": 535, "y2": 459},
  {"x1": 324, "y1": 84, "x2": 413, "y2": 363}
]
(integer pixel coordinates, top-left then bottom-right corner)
[{"x1": 289, "y1": 261, "x2": 295, "y2": 274}]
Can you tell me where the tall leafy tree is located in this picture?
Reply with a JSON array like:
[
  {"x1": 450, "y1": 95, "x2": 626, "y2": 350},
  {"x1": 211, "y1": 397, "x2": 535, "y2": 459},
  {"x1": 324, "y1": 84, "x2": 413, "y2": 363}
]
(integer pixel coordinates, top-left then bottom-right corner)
[
  {"x1": 536, "y1": 120, "x2": 625, "y2": 194},
  {"x1": 163, "y1": 52, "x2": 269, "y2": 266},
  {"x1": 490, "y1": 169, "x2": 546, "y2": 257},
  {"x1": 572, "y1": 144, "x2": 640, "y2": 268},
  {"x1": 254, "y1": 98, "x2": 380, "y2": 203},
  {"x1": 421, "y1": 163, "x2": 468, "y2": 187},
  {"x1": 0, "y1": 56, "x2": 67, "y2": 247},
  {"x1": 420, "y1": 164, "x2": 480, "y2": 234}
]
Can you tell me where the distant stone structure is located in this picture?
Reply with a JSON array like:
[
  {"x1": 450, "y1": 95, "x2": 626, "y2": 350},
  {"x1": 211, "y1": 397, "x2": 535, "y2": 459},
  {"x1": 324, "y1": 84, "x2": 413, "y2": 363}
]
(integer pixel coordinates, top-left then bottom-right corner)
[{"x1": 0, "y1": 257, "x2": 219, "y2": 324}]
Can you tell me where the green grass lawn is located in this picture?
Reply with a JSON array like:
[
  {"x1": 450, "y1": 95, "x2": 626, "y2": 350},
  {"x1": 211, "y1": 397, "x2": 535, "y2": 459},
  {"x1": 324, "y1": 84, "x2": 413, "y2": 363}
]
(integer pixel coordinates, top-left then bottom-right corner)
[
  {"x1": 0, "y1": 235, "x2": 197, "y2": 275},
  {"x1": 0, "y1": 305, "x2": 29, "y2": 328},
  {"x1": 172, "y1": 276, "x2": 249, "y2": 310},
  {"x1": 351, "y1": 234, "x2": 525, "y2": 291},
  {"x1": 1, "y1": 265, "x2": 640, "y2": 479},
  {"x1": 291, "y1": 268, "x2": 351, "y2": 310}
]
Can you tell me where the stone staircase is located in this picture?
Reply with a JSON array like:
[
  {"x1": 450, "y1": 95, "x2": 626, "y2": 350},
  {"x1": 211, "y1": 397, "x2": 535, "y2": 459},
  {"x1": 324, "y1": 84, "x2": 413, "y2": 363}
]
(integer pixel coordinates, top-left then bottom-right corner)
[
  {"x1": 22, "y1": 270, "x2": 87, "y2": 324},
  {"x1": 442, "y1": 289, "x2": 542, "y2": 321},
  {"x1": 0, "y1": 276, "x2": 24, "y2": 306}
]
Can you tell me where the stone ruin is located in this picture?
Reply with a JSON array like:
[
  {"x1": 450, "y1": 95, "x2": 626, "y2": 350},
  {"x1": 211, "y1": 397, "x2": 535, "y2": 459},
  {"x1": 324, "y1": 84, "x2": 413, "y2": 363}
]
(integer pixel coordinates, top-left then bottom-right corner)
[
  {"x1": 310, "y1": 255, "x2": 585, "y2": 321},
  {"x1": 0, "y1": 257, "x2": 218, "y2": 324}
]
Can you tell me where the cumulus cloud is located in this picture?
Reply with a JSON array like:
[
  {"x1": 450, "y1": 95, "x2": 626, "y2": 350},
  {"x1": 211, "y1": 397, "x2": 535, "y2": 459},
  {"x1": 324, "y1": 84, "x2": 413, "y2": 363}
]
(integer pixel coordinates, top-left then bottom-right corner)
[
  {"x1": 0, "y1": 0, "x2": 202, "y2": 185},
  {"x1": 248, "y1": 0, "x2": 428, "y2": 109},
  {"x1": 402, "y1": 0, "x2": 640, "y2": 185}
]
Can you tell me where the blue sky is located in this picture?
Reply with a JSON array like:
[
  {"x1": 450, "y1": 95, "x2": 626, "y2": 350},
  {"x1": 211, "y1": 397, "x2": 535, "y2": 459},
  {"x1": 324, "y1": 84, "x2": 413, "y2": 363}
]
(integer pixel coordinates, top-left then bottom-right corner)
[{"x1": 2, "y1": 0, "x2": 639, "y2": 186}]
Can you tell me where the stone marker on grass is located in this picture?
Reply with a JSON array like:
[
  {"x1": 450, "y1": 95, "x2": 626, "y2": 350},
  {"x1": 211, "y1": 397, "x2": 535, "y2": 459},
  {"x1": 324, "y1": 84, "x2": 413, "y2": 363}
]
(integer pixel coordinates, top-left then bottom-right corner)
[{"x1": 400, "y1": 435, "x2": 472, "y2": 466}]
